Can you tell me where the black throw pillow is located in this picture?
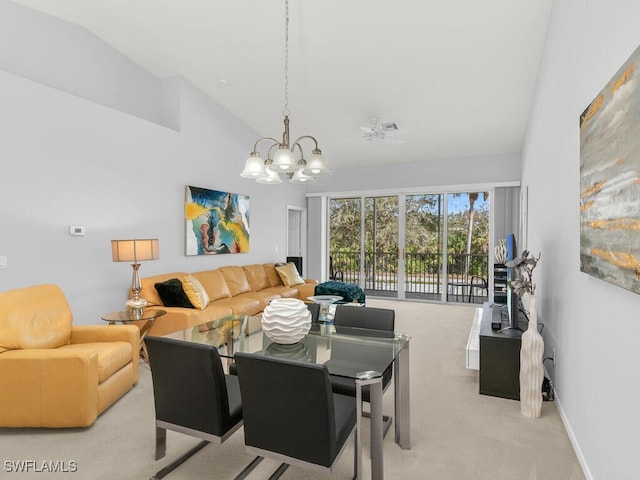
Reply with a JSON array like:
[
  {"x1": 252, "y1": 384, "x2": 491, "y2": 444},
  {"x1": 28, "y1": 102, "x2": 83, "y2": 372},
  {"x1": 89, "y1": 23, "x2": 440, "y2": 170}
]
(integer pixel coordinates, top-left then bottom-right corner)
[{"x1": 154, "y1": 278, "x2": 195, "y2": 308}]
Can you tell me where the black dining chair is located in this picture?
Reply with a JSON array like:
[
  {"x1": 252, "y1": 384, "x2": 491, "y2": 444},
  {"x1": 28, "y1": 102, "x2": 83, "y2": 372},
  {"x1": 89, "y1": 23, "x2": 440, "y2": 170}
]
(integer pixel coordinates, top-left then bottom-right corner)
[
  {"x1": 145, "y1": 336, "x2": 261, "y2": 480},
  {"x1": 329, "y1": 305, "x2": 396, "y2": 437},
  {"x1": 234, "y1": 351, "x2": 357, "y2": 479},
  {"x1": 307, "y1": 301, "x2": 320, "y2": 323}
]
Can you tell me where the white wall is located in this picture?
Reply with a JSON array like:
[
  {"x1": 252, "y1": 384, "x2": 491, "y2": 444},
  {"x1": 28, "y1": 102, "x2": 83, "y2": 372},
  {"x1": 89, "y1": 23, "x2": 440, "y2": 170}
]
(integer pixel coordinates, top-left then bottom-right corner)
[
  {"x1": 522, "y1": 1, "x2": 640, "y2": 478},
  {"x1": 306, "y1": 152, "x2": 521, "y2": 194},
  {"x1": 0, "y1": 1, "x2": 306, "y2": 323}
]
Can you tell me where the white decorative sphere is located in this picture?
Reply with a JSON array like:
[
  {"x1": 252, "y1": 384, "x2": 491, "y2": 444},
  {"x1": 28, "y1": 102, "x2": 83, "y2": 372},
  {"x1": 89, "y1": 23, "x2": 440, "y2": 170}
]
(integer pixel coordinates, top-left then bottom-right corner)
[
  {"x1": 262, "y1": 298, "x2": 312, "y2": 344},
  {"x1": 265, "y1": 342, "x2": 312, "y2": 362}
]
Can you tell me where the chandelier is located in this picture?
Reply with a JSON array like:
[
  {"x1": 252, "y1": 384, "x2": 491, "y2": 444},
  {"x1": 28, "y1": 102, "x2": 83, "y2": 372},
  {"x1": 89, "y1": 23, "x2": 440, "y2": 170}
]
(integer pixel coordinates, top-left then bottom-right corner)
[{"x1": 240, "y1": 0, "x2": 330, "y2": 185}]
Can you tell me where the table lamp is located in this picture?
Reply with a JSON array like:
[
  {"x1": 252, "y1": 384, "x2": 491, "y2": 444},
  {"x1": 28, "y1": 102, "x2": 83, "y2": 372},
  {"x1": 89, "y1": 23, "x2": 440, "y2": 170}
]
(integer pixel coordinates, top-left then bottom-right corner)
[{"x1": 111, "y1": 238, "x2": 159, "y2": 315}]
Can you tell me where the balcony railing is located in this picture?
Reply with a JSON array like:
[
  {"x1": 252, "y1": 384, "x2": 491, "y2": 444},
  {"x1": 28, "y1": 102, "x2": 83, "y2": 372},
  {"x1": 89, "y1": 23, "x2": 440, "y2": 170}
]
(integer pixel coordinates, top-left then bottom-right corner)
[{"x1": 330, "y1": 250, "x2": 489, "y2": 304}]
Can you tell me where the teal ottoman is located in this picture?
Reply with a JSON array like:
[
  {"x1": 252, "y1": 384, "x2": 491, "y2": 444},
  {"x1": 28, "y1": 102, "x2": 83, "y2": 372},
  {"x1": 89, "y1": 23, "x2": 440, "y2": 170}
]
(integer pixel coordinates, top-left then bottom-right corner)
[{"x1": 314, "y1": 281, "x2": 366, "y2": 304}]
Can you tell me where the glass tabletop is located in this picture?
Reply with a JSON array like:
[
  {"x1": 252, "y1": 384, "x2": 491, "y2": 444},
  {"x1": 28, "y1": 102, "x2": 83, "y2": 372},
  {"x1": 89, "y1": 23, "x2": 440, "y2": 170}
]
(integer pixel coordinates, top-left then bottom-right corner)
[
  {"x1": 164, "y1": 315, "x2": 410, "y2": 380},
  {"x1": 101, "y1": 309, "x2": 167, "y2": 322}
]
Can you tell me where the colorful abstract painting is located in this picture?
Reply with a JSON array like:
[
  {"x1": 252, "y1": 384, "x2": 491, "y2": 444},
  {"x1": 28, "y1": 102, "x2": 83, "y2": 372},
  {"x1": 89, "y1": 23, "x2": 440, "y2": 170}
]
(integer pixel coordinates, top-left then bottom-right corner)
[
  {"x1": 185, "y1": 186, "x2": 250, "y2": 255},
  {"x1": 579, "y1": 44, "x2": 640, "y2": 294}
]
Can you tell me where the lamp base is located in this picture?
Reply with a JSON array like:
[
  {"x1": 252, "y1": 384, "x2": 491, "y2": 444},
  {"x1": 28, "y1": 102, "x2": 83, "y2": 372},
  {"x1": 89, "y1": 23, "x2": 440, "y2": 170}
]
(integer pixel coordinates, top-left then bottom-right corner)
[{"x1": 126, "y1": 298, "x2": 147, "y2": 319}]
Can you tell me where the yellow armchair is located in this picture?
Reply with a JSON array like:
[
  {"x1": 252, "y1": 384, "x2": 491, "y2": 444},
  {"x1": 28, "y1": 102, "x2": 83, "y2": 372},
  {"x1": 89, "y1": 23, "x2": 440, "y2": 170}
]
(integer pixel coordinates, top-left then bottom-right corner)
[{"x1": 0, "y1": 284, "x2": 139, "y2": 428}]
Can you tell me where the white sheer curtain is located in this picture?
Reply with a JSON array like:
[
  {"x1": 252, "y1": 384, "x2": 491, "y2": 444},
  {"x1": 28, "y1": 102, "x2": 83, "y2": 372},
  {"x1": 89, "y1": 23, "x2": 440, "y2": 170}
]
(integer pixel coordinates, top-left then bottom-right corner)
[{"x1": 493, "y1": 186, "x2": 521, "y2": 249}]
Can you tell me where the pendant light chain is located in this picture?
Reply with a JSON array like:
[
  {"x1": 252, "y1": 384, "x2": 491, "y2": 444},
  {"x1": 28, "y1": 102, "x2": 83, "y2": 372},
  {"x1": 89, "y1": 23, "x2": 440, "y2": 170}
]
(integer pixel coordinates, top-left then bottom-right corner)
[
  {"x1": 240, "y1": 0, "x2": 330, "y2": 183},
  {"x1": 283, "y1": 0, "x2": 289, "y2": 117}
]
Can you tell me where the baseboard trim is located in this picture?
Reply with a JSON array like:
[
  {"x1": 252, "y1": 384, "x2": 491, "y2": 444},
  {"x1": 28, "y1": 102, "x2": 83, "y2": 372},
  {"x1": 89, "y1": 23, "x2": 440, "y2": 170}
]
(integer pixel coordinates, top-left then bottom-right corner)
[{"x1": 553, "y1": 392, "x2": 594, "y2": 480}]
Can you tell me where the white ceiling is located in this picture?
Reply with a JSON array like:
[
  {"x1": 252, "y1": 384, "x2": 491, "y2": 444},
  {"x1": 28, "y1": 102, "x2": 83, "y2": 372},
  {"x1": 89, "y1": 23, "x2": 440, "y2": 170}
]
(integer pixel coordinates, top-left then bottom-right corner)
[{"x1": 11, "y1": 0, "x2": 553, "y2": 171}]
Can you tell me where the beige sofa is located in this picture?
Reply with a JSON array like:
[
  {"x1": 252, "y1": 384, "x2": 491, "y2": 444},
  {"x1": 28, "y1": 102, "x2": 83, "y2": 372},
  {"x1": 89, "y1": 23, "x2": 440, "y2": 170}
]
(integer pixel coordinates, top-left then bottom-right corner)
[{"x1": 135, "y1": 263, "x2": 317, "y2": 337}]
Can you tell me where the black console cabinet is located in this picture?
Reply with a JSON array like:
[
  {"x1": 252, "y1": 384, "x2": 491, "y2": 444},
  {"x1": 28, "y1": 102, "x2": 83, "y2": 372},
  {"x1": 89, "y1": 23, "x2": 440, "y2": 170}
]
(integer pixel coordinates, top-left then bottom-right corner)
[{"x1": 479, "y1": 303, "x2": 526, "y2": 400}]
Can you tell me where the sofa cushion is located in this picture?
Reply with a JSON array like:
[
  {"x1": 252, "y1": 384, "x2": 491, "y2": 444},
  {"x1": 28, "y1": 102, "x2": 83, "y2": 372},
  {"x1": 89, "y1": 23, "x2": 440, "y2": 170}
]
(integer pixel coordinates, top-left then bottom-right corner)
[
  {"x1": 263, "y1": 263, "x2": 283, "y2": 288},
  {"x1": 192, "y1": 269, "x2": 232, "y2": 301},
  {"x1": 140, "y1": 272, "x2": 189, "y2": 306},
  {"x1": 261, "y1": 285, "x2": 299, "y2": 298},
  {"x1": 155, "y1": 279, "x2": 194, "y2": 308},
  {"x1": 275, "y1": 262, "x2": 305, "y2": 287},
  {"x1": 60, "y1": 341, "x2": 132, "y2": 383},
  {"x1": 0, "y1": 284, "x2": 72, "y2": 353},
  {"x1": 182, "y1": 274, "x2": 210, "y2": 310},
  {"x1": 213, "y1": 296, "x2": 261, "y2": 316},
  {"x1": 219, "y1": 266, "x2": 252, "y2": 296},
  {"x1": 243, "y1": 264, "x2": 270, "y2": 291},
  {"x1": 240, "y1": 291, "x2": 281, "y2": 311}
]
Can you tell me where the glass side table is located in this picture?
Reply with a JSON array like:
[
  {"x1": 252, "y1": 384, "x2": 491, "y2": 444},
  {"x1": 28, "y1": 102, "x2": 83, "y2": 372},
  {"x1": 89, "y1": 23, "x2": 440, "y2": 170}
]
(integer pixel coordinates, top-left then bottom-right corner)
[
  {"x1": 307, "y1": 295, "x2": 343, "y2": 332},
  {"x1": 101, "y1": 309, "x2": 166, "y2": 363}
]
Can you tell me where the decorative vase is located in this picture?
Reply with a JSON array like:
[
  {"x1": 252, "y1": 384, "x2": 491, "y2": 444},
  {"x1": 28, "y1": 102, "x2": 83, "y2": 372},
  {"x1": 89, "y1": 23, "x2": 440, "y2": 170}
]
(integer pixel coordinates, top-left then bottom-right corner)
[
  {"x1": 264, "y1": 341, "x2": 312, "y2": 363},
  {"x1": 519, "y1": 294, "x2": 544, "y2": 418},
  {"x1": 495, "y1": 238, "x2": 508, "y2": 264},
  {"x1": 261, "y1": 298, "x2": 311, "y2": 344}
]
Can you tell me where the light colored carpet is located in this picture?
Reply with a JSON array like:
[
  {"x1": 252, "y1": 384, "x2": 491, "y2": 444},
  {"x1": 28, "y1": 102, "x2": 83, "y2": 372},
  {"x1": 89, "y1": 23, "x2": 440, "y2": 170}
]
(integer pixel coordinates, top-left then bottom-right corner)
[{"x1": 0, "y1": 299, "x2": 585, "y2": 480}]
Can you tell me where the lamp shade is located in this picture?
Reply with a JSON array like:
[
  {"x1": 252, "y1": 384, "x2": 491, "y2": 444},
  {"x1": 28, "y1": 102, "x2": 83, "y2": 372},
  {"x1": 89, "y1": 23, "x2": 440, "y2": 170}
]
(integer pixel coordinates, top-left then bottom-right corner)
[{"x1": 111, "y1": 239, "x2": 159, "y2": 263}]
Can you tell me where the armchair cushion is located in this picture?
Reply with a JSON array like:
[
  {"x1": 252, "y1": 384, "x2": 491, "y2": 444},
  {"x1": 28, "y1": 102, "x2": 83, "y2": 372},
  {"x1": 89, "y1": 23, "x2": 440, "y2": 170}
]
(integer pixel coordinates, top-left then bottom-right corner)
[
  {"x1": 0, "y1": 284, "x2": 72, "y2": 352},
  {"x1": 60, "y1": 341, "x2": 133, "y2": 383}
]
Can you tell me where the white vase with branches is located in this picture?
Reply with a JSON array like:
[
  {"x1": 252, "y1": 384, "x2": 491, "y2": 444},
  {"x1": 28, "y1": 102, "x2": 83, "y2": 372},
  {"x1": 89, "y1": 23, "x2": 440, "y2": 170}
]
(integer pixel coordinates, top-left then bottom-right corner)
[{"x1": 506, "y1": 250, "x2": 543, "y2": 418}]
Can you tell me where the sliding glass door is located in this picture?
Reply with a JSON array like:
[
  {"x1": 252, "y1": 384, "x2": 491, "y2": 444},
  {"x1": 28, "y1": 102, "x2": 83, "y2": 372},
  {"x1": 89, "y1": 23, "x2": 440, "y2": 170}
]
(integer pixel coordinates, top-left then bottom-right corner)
[
  {"x1": 328, "y1": 190, "x2": 490, "y2": 304},
  {"x1": 404, "y1": 194, "x2": 444, "y2": 301},
  {"x1": 328, "y1": 198, "x2": 361, "y2": 285},
  {"x1": 364, "y1": 196, "x2": 399, "y2": 298},
  {"x1": 445, "y1": 192, "x2": 490, "y2": 303}
]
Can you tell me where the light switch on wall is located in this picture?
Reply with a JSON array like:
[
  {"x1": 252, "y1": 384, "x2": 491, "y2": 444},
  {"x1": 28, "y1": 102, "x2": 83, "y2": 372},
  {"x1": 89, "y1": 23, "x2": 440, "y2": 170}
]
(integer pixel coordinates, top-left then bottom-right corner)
[
  {"x1": 0, "y1": 256, "x2": 7, "y2": 269},
  {"x1": 69, "y1": 225, "x2": 85, "y2": 236}
]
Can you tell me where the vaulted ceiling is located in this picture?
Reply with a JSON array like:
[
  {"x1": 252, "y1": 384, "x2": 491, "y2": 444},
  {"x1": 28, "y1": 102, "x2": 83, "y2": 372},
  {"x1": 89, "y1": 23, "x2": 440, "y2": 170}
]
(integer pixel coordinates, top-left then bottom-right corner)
[{"x1": 11, "y1": 0, "x2": 553, "y2": 171}]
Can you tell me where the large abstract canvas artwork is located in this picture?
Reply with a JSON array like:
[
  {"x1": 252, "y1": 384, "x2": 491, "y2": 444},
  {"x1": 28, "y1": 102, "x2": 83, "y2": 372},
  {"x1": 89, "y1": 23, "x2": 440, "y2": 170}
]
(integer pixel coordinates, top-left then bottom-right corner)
[
  {"x1": 580, "y1": 45, "x2": 640, "y2": 294},
  {"x1": 185, "y1": 186, "x2": 250, "y2": 255}
]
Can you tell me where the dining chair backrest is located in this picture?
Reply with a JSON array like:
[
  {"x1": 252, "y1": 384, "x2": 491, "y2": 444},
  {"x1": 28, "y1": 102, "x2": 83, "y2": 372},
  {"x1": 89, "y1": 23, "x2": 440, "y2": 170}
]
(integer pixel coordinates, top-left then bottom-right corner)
[
  {"x1": 234, "y1": 351, "x2": 356, "y2": 470},
  {"x1": 306, "y1": 302, "x2": 320, "y2": 323},
  {"x1": 329, "y1": 306, "x2": 396, "y2": 409},
  {"x1": 333, "y1": 305, "x2": 395, "y2": 332},
  {"x1": 145, "y1": 336, "x2": 240, "y2": 437}
]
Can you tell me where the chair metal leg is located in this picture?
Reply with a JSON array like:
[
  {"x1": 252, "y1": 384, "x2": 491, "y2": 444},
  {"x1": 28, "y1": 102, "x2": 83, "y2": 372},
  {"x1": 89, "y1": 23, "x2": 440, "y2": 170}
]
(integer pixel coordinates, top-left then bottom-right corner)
[
  {"x1": 233, "y1": 456, "x2": 264, "y2": 480},
  {"x1": 155, "y1": 426, "x2": 167, "y2": 460},
  {"x1": 150, "y1": 440, "x2": 209, "y2": 480},
  {"x1": 268, "y1": 463, "x2": 290, "y2": 480}
]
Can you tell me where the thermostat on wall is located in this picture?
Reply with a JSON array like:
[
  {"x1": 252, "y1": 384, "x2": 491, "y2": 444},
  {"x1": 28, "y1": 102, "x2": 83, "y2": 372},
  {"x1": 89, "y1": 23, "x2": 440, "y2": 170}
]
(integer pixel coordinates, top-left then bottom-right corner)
[{"x1": 69, "y1": 225, "x2": 85, "y2": 236}]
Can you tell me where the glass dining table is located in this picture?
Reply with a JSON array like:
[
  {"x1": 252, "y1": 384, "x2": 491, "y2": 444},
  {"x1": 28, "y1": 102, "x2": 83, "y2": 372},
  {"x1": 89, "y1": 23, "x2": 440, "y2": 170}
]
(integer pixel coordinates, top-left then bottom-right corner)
[{"x1": 162, "y1": 314, "x2": 411, "y2": 480}]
